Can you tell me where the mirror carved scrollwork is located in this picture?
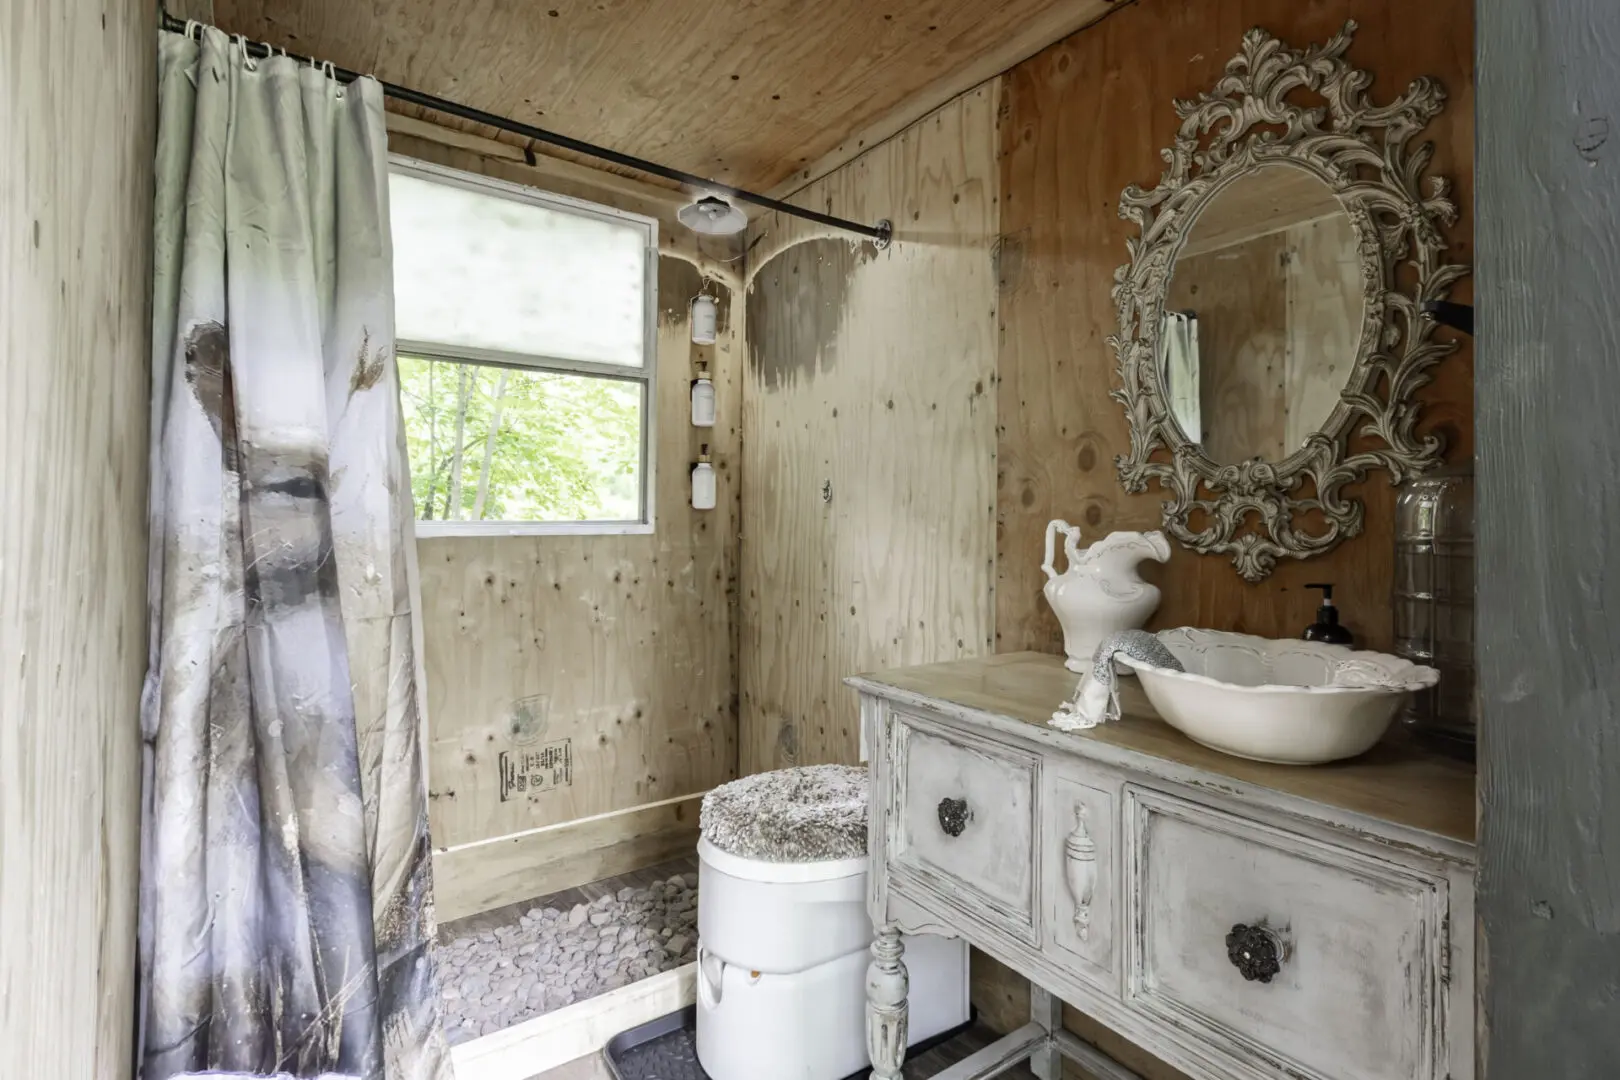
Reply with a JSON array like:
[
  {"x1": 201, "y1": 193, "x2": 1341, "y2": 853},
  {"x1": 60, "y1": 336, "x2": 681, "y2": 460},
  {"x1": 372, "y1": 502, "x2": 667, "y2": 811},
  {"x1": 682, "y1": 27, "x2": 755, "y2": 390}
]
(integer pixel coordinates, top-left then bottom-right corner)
[{"x1": 1109, "y1": 21, "x2": 1469, "y2": 582}]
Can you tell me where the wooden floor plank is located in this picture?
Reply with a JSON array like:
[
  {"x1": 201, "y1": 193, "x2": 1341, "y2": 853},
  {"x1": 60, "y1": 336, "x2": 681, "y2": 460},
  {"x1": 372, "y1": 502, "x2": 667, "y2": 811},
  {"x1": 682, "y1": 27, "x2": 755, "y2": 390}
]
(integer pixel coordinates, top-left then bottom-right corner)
[{"x1": 905, "y1": 1022, "x2": 1039, "y2": 1079}]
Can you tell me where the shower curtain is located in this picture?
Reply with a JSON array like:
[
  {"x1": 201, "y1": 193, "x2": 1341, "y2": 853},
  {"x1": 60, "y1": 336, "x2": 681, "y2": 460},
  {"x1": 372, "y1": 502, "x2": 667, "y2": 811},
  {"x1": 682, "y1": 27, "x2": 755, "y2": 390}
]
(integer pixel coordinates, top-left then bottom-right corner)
[{"x1": 140, "y1": 27, "x2": 452, "y2": 1080}]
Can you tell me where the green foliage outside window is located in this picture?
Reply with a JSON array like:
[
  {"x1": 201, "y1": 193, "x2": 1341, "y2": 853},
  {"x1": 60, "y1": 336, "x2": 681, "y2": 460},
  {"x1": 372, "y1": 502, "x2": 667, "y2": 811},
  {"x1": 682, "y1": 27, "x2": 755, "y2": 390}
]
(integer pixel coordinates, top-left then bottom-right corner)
[{"x1": 398, "y1": 355, "x2": 642, "y2": 523}]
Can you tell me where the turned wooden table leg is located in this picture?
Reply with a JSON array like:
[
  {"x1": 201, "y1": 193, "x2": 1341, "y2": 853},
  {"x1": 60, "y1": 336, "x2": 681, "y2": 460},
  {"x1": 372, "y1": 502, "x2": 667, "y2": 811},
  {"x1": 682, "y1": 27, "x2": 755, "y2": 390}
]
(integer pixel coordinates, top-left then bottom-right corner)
[{"x1": 866, "y1": 926, "x2": 909, "y2": 1079}]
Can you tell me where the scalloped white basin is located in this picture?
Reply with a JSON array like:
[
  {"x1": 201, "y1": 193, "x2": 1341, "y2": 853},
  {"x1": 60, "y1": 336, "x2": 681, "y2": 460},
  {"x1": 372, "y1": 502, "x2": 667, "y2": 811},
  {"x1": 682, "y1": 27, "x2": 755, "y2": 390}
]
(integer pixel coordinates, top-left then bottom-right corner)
[{"x1": 1114, "y1": 628, "x2": 1440, "y2": 765}]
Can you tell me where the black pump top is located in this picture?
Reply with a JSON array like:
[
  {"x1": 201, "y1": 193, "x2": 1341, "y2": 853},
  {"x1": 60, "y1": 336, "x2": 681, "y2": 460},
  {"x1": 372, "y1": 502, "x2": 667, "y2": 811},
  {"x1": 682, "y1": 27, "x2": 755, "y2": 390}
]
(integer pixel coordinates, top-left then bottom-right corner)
[{"x1": 1302, "y1": 582, "x2": 1353, "y2": 645}]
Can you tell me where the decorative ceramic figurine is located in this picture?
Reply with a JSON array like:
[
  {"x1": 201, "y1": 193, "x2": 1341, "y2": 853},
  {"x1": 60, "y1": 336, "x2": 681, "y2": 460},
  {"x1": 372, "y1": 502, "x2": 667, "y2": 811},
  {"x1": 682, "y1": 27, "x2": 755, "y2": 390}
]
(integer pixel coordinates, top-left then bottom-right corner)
[{"x1": 1041, "y1": 521, "x2": 1171, "y2": 673}]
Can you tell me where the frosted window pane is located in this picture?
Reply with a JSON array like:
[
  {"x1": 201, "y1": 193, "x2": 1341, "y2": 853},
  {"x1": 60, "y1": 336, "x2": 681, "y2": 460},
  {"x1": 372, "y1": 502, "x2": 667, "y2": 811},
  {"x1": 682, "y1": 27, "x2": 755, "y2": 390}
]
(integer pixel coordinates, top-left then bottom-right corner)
[{"x1": 390, "y1": 171, "x2": 648, "y2": 368}]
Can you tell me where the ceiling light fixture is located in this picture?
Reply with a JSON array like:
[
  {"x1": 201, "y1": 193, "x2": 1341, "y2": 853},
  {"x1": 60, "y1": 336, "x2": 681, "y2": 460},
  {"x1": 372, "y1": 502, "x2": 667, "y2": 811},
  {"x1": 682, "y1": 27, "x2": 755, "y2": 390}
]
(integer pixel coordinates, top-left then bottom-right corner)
[{"x1": 678, "y1": 195, "x2": 749, "y2": 237}]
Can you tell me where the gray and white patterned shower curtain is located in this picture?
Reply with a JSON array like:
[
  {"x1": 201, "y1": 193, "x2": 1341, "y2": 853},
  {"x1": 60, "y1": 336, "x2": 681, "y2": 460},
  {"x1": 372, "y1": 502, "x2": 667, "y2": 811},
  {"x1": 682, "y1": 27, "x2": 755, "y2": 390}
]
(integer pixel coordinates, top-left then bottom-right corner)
[{"x1": 140, "y1": 27, "x2": 452, "y2": 1080}]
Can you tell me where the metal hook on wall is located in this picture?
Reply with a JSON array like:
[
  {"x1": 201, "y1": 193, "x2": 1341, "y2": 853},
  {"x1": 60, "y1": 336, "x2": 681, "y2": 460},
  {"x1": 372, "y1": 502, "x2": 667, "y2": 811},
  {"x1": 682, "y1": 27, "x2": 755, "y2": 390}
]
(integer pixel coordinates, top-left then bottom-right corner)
[{"x1": 1421, "y1": 301, "x2": 1474, "y2": 337}]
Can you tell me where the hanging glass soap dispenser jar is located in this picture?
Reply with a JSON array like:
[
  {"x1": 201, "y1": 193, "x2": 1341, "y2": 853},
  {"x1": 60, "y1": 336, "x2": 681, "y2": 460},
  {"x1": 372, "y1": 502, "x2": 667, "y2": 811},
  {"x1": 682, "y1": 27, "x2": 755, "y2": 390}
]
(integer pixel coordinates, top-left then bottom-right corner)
[{"x1": 1393, "y1": 463, "x2": 1475, "y2": 758}]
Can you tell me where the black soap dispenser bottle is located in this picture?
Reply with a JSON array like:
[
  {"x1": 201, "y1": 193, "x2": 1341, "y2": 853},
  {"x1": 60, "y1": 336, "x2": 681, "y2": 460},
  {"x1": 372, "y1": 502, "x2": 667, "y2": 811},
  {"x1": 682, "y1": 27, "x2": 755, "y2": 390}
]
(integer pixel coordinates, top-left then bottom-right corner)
[{"x1": 1302, "y1": 583, "x2": 1354, "y2": 646}]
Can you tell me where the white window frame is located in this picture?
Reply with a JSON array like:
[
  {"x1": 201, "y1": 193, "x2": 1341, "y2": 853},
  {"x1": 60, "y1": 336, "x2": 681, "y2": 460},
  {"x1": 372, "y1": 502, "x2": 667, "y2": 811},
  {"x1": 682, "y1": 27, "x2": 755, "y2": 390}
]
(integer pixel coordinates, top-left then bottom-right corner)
[{"x1": 389, "y1": 154, "x2": 659, "y2": 537}]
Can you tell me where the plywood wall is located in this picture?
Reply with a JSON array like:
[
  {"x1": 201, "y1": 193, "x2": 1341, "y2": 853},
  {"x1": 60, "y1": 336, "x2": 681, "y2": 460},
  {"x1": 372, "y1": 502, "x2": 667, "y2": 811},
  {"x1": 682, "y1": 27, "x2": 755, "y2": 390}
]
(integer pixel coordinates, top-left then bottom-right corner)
[
  {"x1": 739, "y1": 87, "x2": 1001, "y2": 775},
  {"x1": 1173, "y1": 233, "x2": 1292, "y2": 462},
  {"x1": 1282, "y1": 215, "x2": 1364, "y2": 452},
  {"x1": 995, "y1": 0, "x2": 1475, "y2": 657},
  {"x1": 1170, "y1": 213, "x2": 1362, "y2": 461},
  {"x1": 0, "y1": 0, "x2": 155, "y2": 1075},
  {"x1": 986, "y1": 0, "x2": 1474, "y2": 1073},
  {"x1": 390, "y1": 131, "x2": 744, "y2": 919}
]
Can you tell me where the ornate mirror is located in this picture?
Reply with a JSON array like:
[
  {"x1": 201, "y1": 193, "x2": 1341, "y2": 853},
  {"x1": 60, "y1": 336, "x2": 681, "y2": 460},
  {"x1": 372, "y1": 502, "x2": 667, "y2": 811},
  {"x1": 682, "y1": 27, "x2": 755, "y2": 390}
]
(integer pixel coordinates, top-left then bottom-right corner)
[{"x1": 1110, "y1": 22, "x2": 1468, "y2": 581}]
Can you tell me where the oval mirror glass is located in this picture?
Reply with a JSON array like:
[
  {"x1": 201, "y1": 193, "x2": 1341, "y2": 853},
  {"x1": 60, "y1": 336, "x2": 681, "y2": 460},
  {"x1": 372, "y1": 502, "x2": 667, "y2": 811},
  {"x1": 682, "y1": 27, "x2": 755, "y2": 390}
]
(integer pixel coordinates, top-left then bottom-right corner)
[{"x1": 1160, "y1": 163, "x2": 1364, "y2": 464}]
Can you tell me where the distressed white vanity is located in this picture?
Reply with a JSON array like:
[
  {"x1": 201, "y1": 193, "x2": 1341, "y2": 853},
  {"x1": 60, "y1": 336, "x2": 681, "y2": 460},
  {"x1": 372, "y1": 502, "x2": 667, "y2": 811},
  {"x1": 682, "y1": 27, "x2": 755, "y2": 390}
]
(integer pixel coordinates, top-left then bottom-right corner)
[{"x1": 851, "y1": 652, "x2": 1475, "y2": 1080}]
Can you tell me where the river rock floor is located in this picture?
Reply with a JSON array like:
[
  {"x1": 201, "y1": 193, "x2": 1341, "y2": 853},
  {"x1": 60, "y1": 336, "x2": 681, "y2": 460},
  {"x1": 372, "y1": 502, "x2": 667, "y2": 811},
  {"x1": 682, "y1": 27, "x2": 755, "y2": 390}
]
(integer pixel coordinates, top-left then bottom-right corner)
[{"x1": 435, "y1": 865, "x2": 700, "y2": 1043}]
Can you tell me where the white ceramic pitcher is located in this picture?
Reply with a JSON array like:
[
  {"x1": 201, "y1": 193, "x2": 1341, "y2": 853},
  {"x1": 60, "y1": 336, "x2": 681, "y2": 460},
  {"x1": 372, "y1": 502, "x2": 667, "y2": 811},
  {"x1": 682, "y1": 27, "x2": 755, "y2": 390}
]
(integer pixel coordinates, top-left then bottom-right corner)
[{"x1": 1042, "y1": 521, "x2": 1172, "y2": 673}]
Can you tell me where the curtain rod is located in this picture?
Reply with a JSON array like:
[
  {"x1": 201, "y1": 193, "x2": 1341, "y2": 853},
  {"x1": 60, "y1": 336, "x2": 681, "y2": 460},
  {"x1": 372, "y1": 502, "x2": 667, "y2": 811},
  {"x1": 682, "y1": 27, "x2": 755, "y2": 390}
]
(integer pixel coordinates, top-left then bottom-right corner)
[{"x1": 158, "y1": 10, "x2": 892, "y2": 247}]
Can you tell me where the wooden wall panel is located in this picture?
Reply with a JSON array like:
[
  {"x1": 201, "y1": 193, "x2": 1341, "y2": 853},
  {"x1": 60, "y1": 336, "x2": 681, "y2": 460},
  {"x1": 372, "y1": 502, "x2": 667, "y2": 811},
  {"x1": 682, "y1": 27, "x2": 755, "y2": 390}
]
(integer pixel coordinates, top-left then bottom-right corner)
[
  {"x1": 1168, "y1": 213, "x2": 1362, "y2": 461},
  {"x1": 1476, "y1": 0, "x2": 1620, "y2": 1074},
  {"x1": 739, "y1": 87, "x2": 1000, "y2": 775},
  {"x1": 0, "y1": 0, "x2": 155, "y2": 1075},
  {"x1": 415, "y1": 261, "x2": 738, "y2": 850},
  {"x1": 434, "y1": 795, "x2": 701, "y2": 924},
  {"x1": 1283, "y1": 215, "x2": 1364, "y2": 452},
  {"x1": 392, "y1": 133, "x2": 742, "y2": 910},
  {"x1": 995, "y1": 0, "x2": 1475, "y2": 658},
  {"x1": 984, "y1": 0, "x2": 1475, "y2": 1074},
  {"x1": 1172, "y1": 234, "x2": 1291, "y2": 463}
]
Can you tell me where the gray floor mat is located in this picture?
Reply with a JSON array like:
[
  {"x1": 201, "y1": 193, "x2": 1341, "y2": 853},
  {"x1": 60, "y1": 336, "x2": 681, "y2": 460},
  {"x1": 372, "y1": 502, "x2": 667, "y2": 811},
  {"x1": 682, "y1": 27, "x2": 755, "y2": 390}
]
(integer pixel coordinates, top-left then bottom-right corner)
[
  {"x1": 603, "y1": 1006, "x2": 706, "y2": 1080},
  {"x1": 602, "y1": 1004, "x2": 976, "y2": 1080}
]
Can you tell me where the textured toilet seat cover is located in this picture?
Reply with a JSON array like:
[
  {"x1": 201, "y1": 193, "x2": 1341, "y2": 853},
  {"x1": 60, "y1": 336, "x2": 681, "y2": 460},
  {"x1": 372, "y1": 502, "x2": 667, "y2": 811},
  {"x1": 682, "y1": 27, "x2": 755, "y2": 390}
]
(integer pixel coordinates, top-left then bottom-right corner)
[{"x1": 699, "y1": 764, "x2": 869, "y2": 862}]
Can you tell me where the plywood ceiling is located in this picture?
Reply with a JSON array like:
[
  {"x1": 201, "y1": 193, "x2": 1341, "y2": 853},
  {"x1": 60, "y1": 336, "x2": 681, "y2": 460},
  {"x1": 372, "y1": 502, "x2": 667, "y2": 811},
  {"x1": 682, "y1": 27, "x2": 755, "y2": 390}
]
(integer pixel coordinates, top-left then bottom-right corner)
[
  {"x1": 193, "y1": 0, "x2": 1121, "y2": 194},
  {"x1": 1178, "y1": 165, "x2": 1346, "y2": 257}
]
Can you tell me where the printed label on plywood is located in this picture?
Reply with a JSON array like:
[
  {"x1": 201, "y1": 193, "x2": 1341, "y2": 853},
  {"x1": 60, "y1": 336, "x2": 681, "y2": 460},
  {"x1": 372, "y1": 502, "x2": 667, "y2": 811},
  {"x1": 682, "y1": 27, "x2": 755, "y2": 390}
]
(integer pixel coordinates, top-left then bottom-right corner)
[{"x1": 498, "y1": 740, "x2": 574, "y2": 800}]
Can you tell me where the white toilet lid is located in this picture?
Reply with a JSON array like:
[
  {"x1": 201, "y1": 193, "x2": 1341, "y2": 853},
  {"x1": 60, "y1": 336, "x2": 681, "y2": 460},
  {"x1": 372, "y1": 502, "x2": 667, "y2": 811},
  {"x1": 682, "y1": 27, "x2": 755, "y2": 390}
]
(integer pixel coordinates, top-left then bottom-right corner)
[{"x1": 699, "y1": 764, "x2": 868, "y2": 863}]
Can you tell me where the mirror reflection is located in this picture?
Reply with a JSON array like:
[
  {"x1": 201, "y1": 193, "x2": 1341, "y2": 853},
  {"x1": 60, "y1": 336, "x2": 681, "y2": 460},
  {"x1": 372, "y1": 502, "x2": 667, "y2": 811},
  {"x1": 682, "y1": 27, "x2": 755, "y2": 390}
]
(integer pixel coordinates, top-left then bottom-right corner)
[{"x1": 1160, "y1": 164, "x2": 1363, "y2": 463}]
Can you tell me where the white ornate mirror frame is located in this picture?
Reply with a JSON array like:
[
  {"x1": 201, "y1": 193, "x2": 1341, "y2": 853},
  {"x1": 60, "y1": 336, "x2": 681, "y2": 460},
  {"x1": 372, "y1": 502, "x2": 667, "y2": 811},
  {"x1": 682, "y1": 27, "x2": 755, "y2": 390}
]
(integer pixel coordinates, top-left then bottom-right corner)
[{"x1": 1109, "y1": 21, "x2": 1469, "y2": 582}]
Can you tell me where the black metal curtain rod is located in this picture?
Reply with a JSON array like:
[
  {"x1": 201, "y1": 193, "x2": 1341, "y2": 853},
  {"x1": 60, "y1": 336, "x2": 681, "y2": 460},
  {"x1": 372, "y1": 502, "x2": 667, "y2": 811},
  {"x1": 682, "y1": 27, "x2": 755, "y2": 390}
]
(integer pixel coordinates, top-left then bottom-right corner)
[{"x1": 158, "y1": 10, "x2": 892, "y2": 245}]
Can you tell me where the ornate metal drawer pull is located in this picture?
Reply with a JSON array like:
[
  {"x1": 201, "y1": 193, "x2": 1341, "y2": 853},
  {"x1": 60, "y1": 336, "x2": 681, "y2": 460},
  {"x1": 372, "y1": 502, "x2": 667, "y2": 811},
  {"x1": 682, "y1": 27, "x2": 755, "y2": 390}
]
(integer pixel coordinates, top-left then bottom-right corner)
[
  {"x1": 1226, "y1": 922, "x2": 1289, "y2": 983},
  {"x1": 937, "y1": 797, "x2": 971, "y2": 837}
]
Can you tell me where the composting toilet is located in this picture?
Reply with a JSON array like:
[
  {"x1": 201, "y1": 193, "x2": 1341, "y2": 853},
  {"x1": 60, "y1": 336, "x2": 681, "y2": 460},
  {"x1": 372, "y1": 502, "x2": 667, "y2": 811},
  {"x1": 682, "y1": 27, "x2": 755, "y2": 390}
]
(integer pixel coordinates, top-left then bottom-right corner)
[{"x1": 694, "y1": 764, "x2": 969, "y2": 1080}]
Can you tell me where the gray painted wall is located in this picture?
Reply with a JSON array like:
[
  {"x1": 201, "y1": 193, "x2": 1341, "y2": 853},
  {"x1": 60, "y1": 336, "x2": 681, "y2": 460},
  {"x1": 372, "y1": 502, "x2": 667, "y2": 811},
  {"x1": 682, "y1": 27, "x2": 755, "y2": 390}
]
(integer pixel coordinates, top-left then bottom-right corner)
[{"x1": 1477, "y1": 0, "x2": 1620, "y2": 1074}]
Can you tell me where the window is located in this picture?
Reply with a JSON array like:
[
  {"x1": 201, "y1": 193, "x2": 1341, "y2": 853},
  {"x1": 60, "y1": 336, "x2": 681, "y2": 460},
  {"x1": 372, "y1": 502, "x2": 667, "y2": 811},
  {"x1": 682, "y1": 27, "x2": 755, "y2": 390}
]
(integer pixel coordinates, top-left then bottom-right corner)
[{"x1": 388, "y1": 157, "x2": 658, "y2": 534}]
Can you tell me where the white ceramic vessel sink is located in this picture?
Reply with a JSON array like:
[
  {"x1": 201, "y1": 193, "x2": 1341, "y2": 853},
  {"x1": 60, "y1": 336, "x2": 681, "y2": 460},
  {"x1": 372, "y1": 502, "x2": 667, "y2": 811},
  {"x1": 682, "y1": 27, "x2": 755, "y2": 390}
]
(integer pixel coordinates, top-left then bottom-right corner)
[{"x1": 1114, "y1": 628, "x2": 1440, "y2": 765}]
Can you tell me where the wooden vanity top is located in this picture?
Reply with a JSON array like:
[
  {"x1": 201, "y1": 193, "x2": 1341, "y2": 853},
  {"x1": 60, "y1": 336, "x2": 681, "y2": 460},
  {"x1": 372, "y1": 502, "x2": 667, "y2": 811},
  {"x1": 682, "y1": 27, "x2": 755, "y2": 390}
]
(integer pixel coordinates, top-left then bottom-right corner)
[{"x1": 849, "y1": 651, "x2": 1476, "y2": 849}]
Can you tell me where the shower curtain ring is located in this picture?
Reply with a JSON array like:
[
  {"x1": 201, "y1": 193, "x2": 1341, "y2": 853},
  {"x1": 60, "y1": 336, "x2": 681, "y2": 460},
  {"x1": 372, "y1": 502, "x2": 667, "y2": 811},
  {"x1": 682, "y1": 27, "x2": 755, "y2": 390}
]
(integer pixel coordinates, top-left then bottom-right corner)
[
  {"x1": 235, "y1": 34, "x2": 258, "y2": 70},
  {"x1": 183, "y1": 19, "x2": 202, "y2": 41}
]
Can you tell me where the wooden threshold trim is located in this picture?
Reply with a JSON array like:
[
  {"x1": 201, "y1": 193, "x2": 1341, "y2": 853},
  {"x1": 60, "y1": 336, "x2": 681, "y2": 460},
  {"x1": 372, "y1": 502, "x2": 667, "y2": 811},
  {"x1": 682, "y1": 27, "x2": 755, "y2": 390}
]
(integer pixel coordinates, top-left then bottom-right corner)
[
  {"x1": 451, "y1": 962, "x2": 695, "y2": 1080},
  {"x1": 433, "y1": 793, "x2": 705, "y2": 923}
]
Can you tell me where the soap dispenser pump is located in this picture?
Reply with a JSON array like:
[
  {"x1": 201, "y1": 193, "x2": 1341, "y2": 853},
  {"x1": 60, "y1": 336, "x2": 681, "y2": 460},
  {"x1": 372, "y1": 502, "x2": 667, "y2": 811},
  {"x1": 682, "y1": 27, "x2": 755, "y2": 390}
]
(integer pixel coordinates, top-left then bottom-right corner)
[{"x1": 1302, "y1": 583, "x2": 1354, "y2": 646}]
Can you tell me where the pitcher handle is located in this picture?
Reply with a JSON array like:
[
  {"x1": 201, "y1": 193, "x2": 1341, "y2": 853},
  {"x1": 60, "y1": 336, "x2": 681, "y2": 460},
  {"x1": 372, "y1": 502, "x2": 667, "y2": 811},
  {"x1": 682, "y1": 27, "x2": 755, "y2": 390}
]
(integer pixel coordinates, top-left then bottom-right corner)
[
  {"x1": 1043, "y1": 519, "x2": 1078, "y2": 581},
  {"x1": 1145, "y1": 529, "x2": 1171, "y2": 563}
]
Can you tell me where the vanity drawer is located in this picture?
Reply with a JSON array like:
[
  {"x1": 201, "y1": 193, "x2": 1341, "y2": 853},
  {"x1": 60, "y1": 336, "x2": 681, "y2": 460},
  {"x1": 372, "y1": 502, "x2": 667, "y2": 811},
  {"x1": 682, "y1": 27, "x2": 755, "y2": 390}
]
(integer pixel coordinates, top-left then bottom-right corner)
[
  {"x1": 892, "y1": 711, "x2": 1037, "y2": 931},
  {"x1": 1125, "y1": 787, "x2": 1448, "y2": 1080}
]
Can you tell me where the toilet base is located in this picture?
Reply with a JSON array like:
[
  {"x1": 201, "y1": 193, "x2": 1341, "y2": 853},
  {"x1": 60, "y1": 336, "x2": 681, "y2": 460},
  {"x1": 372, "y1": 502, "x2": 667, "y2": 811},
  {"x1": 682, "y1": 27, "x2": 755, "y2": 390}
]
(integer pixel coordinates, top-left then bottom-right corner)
[{"x1": 695, "y1": 933, "x2": 969, "y2": 1080}]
